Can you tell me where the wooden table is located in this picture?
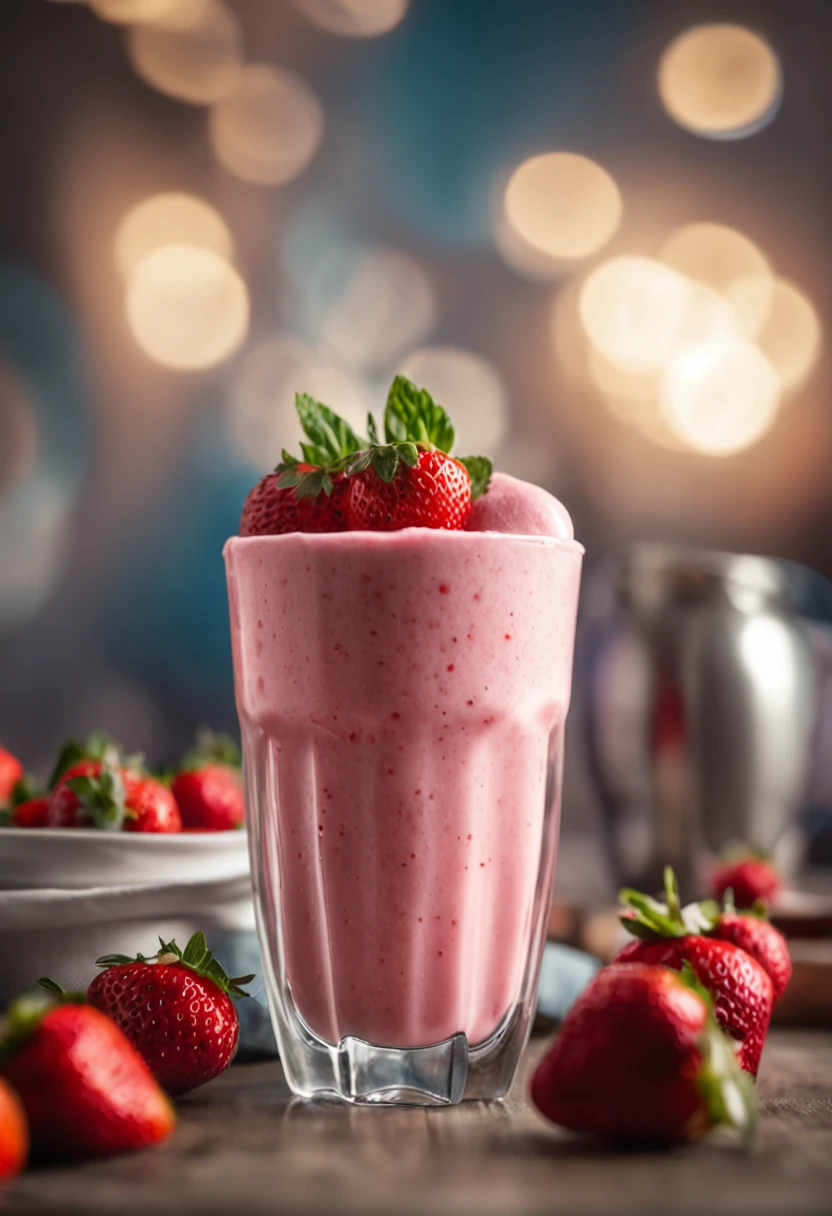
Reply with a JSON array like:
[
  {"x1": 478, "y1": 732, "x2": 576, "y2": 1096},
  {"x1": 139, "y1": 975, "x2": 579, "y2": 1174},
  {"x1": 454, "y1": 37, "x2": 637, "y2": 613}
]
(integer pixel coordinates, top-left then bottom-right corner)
[{"x1": 4, "y1": 1030, "x2": 832, "y2": 1215}]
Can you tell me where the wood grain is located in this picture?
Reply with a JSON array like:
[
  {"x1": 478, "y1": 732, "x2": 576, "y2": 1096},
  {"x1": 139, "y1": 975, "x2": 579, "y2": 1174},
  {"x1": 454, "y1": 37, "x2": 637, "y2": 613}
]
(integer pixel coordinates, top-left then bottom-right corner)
[{"x1": 3, "y1": 1030, "x2": 832, "y2": 1215}]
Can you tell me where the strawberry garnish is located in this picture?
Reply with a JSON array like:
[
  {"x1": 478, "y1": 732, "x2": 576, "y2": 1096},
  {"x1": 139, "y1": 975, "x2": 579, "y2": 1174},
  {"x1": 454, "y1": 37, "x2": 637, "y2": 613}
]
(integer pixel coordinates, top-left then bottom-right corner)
[
  {"x1": 531, "y1": 962, "x2": 756, "y2": 1145},
  {"x1": 615, "y1": 868, "x2": 774, "y2": 1075},
  {"x1": 11, "y1": 797, "x2": 50, "y2": 829},
  {"x1": 240, "y1": 376, "x2": 493, "y2": 537},
  {"x1": 171, "y1": 727, "x2": 244, "y2": 831},
  {"x1": 85, "y1": 931, "x2": 254, "y2": 1096},
  {"x1": 0, "y1": 992, "x2": 174, "y2": 1160}
]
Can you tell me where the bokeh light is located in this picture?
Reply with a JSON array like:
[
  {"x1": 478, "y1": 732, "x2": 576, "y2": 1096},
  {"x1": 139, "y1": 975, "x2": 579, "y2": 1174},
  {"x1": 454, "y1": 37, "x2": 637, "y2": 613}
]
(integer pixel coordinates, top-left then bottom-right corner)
[
  {"x1": 397, "y1": 347, "x2": 508, "y2": 455},
  {"x1": 209, "y1": 65, "x2": 324, "y2": 186},
  {"x1": 579, "y1": 256, "x2": 689, "y2": 373},
  {"x1": 230, "y1": 335, "x2": 369, "y2": 468},
  {"x1": 322, "y1": 249, "x2": 436, "y2": 369},
  {"x1": 729, "y1": 276, "x2": 822, "y2": 391},
  {"x1": 661, "y1": 339, "x2": 781, "y2": 455},
  {"x1": 502, "y1": 153, "x2": 622, "y2": 261},
  {"x1": 126, "y1": 0, "x2": 243, "y2": 106},
  {"x1": 114, "y1": 192, "x2": 233, "y2": 279},
  {"x1": 90, "y1": 0, "x2": 207, "y2": 22},
  {"x1": 125, "y1": 244, "x2": 249, "y2": 370},
  {"x1": 660, "y1": 222, "x2": 773, "y2": 338},
  {"x1": 293, "y1": 0, "x2": 409, "y2": 38},
  {"x1": 658, "y1": 24, "x2": 782, "y2": 140}
]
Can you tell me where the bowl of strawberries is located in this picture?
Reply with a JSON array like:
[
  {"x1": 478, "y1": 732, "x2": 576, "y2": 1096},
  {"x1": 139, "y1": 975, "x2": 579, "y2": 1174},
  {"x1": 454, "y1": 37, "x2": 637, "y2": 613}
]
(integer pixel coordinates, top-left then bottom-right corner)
[{"x1": 0, "y1": 730, "x2": 255, "y2": 1008}]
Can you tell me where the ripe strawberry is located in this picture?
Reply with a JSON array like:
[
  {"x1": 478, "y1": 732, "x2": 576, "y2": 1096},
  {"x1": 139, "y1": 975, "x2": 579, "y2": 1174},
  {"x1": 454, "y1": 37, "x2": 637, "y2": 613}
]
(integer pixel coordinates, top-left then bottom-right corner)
[
  {"x1": 12, "y1": 796, "x2": 50, "y2": 828},
  {"x1": 712, "y1": 911, "x2": 792, "y2": 1003},
  {"x1": 712, "y1": 850, "x2": 781, "y2": 910},
  {"x1": 247, "y1": 377, "x2": 493, "y2": 538},
  {"x1": 0, "y1": 746, "x2": 23, "y2": 805},
  {"x1": 615, "y1": 868, "x2": 773, "y2": 1075},
  {"x1": 0, "y1": 1077, "x2": 28, "y2": 1178},
  {"x1": 239, "y1": 469, "x2": 349, "y2": 537},
  {"x1": 531, "y1": 963, "x2": 755, "y2": 1145},
  {"x1": 46, "y1": 763, "x2": 181, "y2": 833},
  {"x1": 347, "y1": 449, "x2": 472, "y2": 531},
  {"x1": 171, "y1": 728, "x2": 244, "y2": 831},
  {"x1": 86, "y1": 932, "x2": 254, "y2": 1097},
  {"x1": 1, "y1": 995, "x2": 174, "y2": 1160}
]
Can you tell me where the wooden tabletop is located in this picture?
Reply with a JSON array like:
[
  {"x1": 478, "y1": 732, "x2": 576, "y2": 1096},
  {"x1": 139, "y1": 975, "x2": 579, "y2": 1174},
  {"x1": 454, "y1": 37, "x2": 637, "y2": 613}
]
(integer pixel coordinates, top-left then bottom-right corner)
[{"x1": 4, "y1": 1029, "x2": 832, "y2": 1215}]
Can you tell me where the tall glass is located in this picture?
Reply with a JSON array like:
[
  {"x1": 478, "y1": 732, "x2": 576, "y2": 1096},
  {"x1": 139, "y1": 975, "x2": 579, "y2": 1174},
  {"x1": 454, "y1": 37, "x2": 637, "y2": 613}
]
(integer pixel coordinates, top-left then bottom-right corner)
[{"x1": 225, "y1": 529, "x2": 583, "y2": 1105}]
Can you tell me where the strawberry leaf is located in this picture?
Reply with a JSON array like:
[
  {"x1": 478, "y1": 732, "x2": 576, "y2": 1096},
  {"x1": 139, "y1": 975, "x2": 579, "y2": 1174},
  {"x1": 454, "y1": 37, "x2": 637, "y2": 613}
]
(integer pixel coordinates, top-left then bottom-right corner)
[
  {"x1": 384, "y1": 375, "x2": 454, "y2": 452},
  {"x1": 367, "y1": 413, "x2": 380, "y2": 445},
  {"x1": 95, "y1": 932, "x2": 255, "y2": 1000},
  {"x1": 10, "y1": 774, "x2": 42, "y2": 807},
  {"x1": 458, "y1": 455, "x2": 492, "y2": 500},
  {"x1": 296, "y1": 392, "x2": 364, "y2": 463},
  {"x1": 66, "y1": 766, "x2": 128, "y2": 831},
  {"x1": 181, "y1": 727, "x2": 241, "y2": 772}
]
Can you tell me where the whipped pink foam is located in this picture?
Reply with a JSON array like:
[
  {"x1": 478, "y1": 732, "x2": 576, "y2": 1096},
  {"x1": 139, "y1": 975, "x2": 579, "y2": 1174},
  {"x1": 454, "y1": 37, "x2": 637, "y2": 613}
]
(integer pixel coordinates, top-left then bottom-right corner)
[
  {"x1": 466, "y1": 472, "x2": 574, "y2": 540},
  {"x1": 226, "y1": 524, "x2": 582, "y2": 1049}
]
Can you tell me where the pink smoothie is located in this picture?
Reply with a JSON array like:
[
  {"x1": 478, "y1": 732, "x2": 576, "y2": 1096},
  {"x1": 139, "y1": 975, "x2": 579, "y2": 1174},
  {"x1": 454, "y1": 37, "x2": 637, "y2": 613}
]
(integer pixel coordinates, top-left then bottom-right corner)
[{"x1": 225, "y1": 521, "x2": 582, "y2": 1049}]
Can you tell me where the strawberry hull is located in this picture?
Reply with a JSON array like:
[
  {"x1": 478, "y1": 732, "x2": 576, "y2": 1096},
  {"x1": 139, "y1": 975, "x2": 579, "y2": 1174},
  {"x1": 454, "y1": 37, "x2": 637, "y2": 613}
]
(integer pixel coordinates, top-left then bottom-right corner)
[{"x1": 224, "y1": 528, "x2": 582, "y2": 1103}]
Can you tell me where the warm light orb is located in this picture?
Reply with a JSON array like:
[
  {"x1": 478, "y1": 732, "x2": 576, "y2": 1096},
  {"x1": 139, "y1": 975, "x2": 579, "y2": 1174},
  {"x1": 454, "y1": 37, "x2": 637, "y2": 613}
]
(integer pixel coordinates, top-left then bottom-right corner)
[
  {"x1": 322, "y1": 249, "x2": 436, "y2": 369},
  {"x1": 661, "y1": 339, "x2": 780, "y2": 455},
  {"x1": 729, "y1": 276, "x2": 822, "y2": 391},
  {"x1": 579, "y1": 256, "x2": 690, "y2": 373},
  {"x1": 231, "y1": 335, "x2": 368, "y2": 466},
  {"x1": 126, "y1": 0, "x2": 243, "y2": 106},
  {"x1": 114, "y1": 193, "x2": 233, "y2": 279},
  {"x1": 293, "y1": 0, "x2": 409, "y2": 38},
  {"x1": 660, "y1": 222, "x2": 773, "y2": 337},
  {"x1": 90, "y1": 0, "x2": 206, "y2": 23},
  {"x1": 209, "y1": 65, "x2": 324, "y2": 186},
  {"x1": 397, "y1": 347, "x2": 508, "y2": 455},
  {"x1": 658, "y1": 24, "x2": 782, "y2": 139},
  {"x1": 125, "y1": 244, "x2": 249, "y2": 370},
  {"x1": 502, "y1": 153, "x2": 621, "y2": 262}
]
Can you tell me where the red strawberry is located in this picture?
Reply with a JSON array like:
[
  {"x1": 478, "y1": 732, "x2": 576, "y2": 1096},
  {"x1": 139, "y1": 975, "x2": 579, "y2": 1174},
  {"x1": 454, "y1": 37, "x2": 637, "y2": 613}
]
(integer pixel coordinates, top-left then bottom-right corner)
[
  {"x1": 712, "y1": 911, "x2": 792, "y2": 1003},
  {"x1": 46, "y1": 763, "x2": 181, "y2": 833},
  {"x1": 172, "y1": 766, "x2": 243, "y2": 831},
  {"x1": 615, "y1": 868, "x2": 774, "y2": 1075},
  {"x1": 240, "y1": 470, "x2": 349, "y2": 536},
  {"x1": 1, "y1": 996, "x2": 174, "y2": 1160},
  {"x1": 712, "y1": 851, "x2": 781, "y2": 910},
  {"x1": 12, "y1": 796, "x2": 50, "y2": 828},
  {"x1": 0, "y1": 1077, "x2": 28, "y2": 1178},
  {"x1": 347, "y1": 449, "x2": 472, "y2": 531},
  {"x1": 87, "y1": 932, "x2": 254, "y2": 1097},
  {"x1": 171, "y1": 728, "x2": 244, "y2": 831},
  {"x1": 0, "y1": 746, "x2": 23, "y2": 805},
  {"x1": 531, "y1": 963, "x2": 756, "y2": 1145}
]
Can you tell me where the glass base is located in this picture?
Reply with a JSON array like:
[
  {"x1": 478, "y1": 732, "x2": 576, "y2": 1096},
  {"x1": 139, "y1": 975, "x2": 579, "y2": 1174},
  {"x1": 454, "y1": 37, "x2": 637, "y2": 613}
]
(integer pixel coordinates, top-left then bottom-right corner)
[{"x1": 269, "y1": 993, "x2": 529, "y2": 1106}]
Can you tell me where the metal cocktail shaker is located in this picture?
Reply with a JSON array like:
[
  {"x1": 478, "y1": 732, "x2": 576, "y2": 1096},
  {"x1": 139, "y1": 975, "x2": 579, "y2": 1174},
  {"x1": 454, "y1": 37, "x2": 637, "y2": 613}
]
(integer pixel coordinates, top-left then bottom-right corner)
[{"x1": 584, "y1": 546, "x2": 822, "y2": 897}]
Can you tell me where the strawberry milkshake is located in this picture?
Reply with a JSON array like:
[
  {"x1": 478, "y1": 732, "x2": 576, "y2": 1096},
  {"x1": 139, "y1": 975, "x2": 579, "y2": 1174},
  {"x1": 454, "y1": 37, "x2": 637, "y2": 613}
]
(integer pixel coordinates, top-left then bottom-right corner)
[{"x1": 225, "y1": 380, "x2": 582, "y2": 1104}]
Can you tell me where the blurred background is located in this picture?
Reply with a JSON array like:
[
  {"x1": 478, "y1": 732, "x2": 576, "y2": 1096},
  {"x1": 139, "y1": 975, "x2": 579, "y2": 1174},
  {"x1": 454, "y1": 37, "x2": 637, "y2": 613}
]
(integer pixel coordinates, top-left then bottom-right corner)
[{"x1": 0, "y1": 0, "x2": 829, "y2": 884}]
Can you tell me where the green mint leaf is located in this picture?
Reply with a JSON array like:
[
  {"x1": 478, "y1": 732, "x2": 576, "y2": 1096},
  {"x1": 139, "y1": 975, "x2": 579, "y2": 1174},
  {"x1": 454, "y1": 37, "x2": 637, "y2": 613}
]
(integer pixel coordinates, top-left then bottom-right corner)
[
  {"x1": 373, "y1": 446, "x2": 401, "y2": 484},
  {"x1": 384, "y1": 376, "x2": 454, "y2": 452},
  {"x1": 296, "y1": 392, "x2": 364, "y2": 463},
  {"x1": 367, "y1": 413, "x2": 380, "y2": 445},
  {"x1": 459, "y1": 456, "x2": 493, "y2": 500}
]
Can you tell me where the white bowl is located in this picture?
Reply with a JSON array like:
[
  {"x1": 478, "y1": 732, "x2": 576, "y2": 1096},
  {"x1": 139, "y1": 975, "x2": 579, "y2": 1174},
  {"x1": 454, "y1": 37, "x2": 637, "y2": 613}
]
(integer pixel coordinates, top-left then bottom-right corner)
[
  {"x1": 0, "y1": 827, "x2": 250, "y2": 890},
  {"x1": 0, "y1": 875, "x2": 257, "y2": 1006}
]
